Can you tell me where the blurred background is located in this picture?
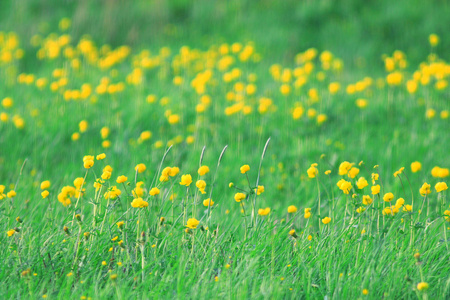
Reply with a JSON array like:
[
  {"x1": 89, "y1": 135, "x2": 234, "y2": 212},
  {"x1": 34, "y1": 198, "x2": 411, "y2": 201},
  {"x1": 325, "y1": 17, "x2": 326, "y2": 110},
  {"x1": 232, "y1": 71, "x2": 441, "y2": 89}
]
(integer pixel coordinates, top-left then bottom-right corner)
[{"x1": 2, "y1": 0, "x2": 450, "y2": 71}]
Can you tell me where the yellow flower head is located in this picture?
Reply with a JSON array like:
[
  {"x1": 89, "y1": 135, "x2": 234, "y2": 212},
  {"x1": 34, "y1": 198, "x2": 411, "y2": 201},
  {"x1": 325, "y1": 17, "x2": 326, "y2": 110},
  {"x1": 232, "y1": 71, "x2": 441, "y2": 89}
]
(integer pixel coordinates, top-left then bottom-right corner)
[
  {"x1": 383, "y1": 192, "x2": 394, "y2": 202},
  {"x1": 116, "y1": 221, "x2": 124, "y2": 229},
  {"x1": 96, "y1": 153, "x2": 106, "y2": 160},
  {"x1": 417, "y1": 282, "x2": 429, "y2": 291},
  {"x1": 307, "y1": 165, "x2": 318, "y2": 178},
  {"x1": 410, "y1": 161, "x2": 421, "y2": 173},
  {"x1": 234, "y1": 192, "x2": 246, "y2": 202},
  {"x1": 186, "y1": 218, "x2": 200, "y2": 229},
  {"x1": 322, "y1": 217, "x2": 331, "y2": 224},
  {"x1": 203, "y1": 198, "x2": 214, "y2": 207},
  {"x1": 371, "y1": 185, "x2": 381, "y2": 195},
  {"x1": 304, "y1": 207, "x2": 312, "y2": 219},
  {"x1": 40, "y1": 180, "x2": 51, "y2": 190},
  {"x1": 395, "y1": 198, "x2": 405, "y2": 208},
  {"x1": 287, "y1": 205, "x2": 298, "y2": 213},
  {"x1": 256, "y1": 185, "x2": 265, "y2": 195},
  {"x1": 198, "y1": 166, "x2": 210, "y2": 176},
  {"x1": 258, "y1": 207, "x2": 271, "y2": 216},
  {"x1": 116, "y1": 175, "x2": 128, "y2": 184},
  {"x1": 356, "y1": 177, "x2": 368, "y2": 189},
  {"x1": 131, "y1": 197, "x2": 148, "y2": 208},
  {"x1": 419, "y1": 183, "x2": 431, "y2": 196},
  {"x1": 179, "y1": 174, "x2": 192, "y2": 186},
  {"x1": 240, "y1": 164, "x2": 250, "y2": 174},
  {"x1": 338, "y1": 161, "x2": 353, "y2": 175},
  {"x1": 41, "y1": 190, "x2": 49, "y2": 198},
  {"x1": 135, "y1": 163, "x2": 147, "y2": 173},
  {"x1": 149, "y1": 187, "x2": 160, "y2": 196},
  {"x1": 431, "y1": 166, "x2": 450, "y2": 178},
  {"x1": 435, "y1": 182, "x2": 448, "y2": 193},
  {"x1": 348, "y1": 167, "x2": 360, "y2": 179}
]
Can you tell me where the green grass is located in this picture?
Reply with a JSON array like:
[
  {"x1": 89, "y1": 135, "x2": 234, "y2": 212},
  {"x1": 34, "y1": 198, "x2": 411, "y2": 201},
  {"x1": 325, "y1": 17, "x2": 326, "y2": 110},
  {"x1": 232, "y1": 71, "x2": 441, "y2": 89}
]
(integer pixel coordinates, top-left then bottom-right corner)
[{"x1": 0, "y1": 0, "x2": 449, "y2": 299}]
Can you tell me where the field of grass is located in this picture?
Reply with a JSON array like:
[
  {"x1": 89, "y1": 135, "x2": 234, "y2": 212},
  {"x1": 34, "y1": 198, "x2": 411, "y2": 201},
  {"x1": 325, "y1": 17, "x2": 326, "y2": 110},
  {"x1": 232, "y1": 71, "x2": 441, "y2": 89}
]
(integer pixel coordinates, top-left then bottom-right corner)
[{"x1": 0, "y1": 1, "x2": 449, "y2": 299}]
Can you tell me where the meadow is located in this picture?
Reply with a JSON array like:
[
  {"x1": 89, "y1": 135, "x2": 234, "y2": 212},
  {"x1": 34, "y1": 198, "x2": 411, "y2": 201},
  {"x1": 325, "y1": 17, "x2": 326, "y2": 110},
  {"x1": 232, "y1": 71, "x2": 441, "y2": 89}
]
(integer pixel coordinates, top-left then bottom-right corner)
[{"x1": 0, "y1": 0, "x2": 449, "y2": 299}]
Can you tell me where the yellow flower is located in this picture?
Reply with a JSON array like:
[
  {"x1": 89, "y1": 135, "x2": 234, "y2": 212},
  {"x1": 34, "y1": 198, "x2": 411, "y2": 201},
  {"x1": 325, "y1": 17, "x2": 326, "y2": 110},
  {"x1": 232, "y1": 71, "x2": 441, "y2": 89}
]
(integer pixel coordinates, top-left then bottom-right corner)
[
  {"x1": 240, "y1": 164, "x2": 250, "y2": 174},
  {"x1": 435, "y1": 182, "x2": 448, "y2": 193},
  {"x1": 444, "y1": 210, "x2": 450, "y2": 222},
  {"x1": 40, "y1": 180, "x2": 51, "y2": 190},
  {"x1": 83, "y1": 158, "x2": 94, "y2": 169},
  {"x1": 258, "y1": 207, "x2": 271, "y2": 216},
  {"x1": 234, "y1": 193, "x2": 246, "y2": 202},
  {"x1": 116, "y1": 221, "x2": 124, "y2": 229},
  {"x1": 347, "y1": 167, "x2": 359, "y2": 179},
  {"x1": 431, "y1": 166, "x2": 449, "y2": 178},
  {"x1": 100, "y1": 127, "x2": 110, "y2": 139},
  {"x1": 96, "y1": 153, "x2": 106, "y2": 160},
  {"x1": 429, "y1": 33, "x2": 439, "y2": 47},
  {"x1": 203, "y1": 198, "x2": 214, "y2": 207},
  {"x1": 2, "y1": 97, "x2": 13, "y2": 108},
  {"x1": 322, "y1": 217, "x2": 331, "y2": 224},
  {"x1": 371, "y1": 173, "x2": 379, "y2": 184},
  {"x1": 419, "y1": 183, "x2": 431, "y2": 196},
  {"x1": 196, "y1": 180, "x2": 207, "y2": 194},
  {"x1": 316, "y1": 114, "x2": 327, "y2": 125},
  {"x1": 287, "y1": 205, "x2": 298, "y2": 213},
  {"x1": 168, "y1": 114, "x2": 180, "y2": 124},
  {"x1": 103, "y1": 186, "x2": 121, "y2": 200},
  {"x1": 337, "y1": 179, "x2": 352, "y2": 194},
  {"x1": 79, "y1": 120, "x2": 88, "y2": 133},
  {"x1": 169, "y1": 167, "x2": 180, "y2": 177},
  {"x1": 363, "y1": 195, "x2": 373, "y2": 205},
  {"x1": 149, "y1": 187, "x2": 160, "y2": 196},
  {"x1": 198, "y1": 166, "x2": 210, "y2": 176},
  {"x1": 338, "y1": 161, "x2": 353, "y2": 175},
  {"x1": 356, "y1": 207, "x2": 365, "y2": 214},
  {"x1": 362, "y1": 289, "x2": 369, "y2": 295},
  {"x1": 41, "y1": 190, "x2": 49, "y2": 198},
  {"x1": 116, "y1": 175, "x2": 128, "y2": 184},
  {"x1": 179, "y1": 174, "x2": 192, "y2": 186},
  {"x1": 135, "y1": 163, "x2": 146, "y2": 173},
  {"x1": 356, "y1": 177, "x2": 368, "y2": 189},
  {"x1": 325, "y1": 170, "x2": 331, "y2": 175},
  {"x1": 139, "y1": 131, "x2": 152, "y2": 142},
  {"x1": 356, "y1": 98, "x2": 368, "y2": 108},
  {"x1": 256, "y1": 185, "x2": 265, "y2": 195},
  {"x1": 7, "y1": 229, "x2": 16, "y2": 237},
  {"x1": 307, "y1": 165, "x2": 318, "y2": 178},
  {"x1": 395, "y1": 198, "x2": 405, "y2": 208},
  {"x1": 371, "y1": 185, "x2": 380, "y2": 195},
  {"x1": 186, "y1": 218, "x2": 200, "y2": 229},
  {"x1": 7, "y1": 190, "x2": 16, "y2": 198},
  {"x1": 403, "y1": 204, "x2": 413, "y2": 212},
  {"x1": 383, "y1": 192, "x2": 394, "y2": 202},
  {"x1": 131, "y1": 198, "x2": 148, "y2": 208},
  {"x1": 304, "y1": 208, "x2": 311, "y2": 219},
  {"x1": 289, "y1": 229, "x2": 297, "y2": 237},
  {"x1": 101, "y1": 171, "x2": 111, "y2": 180},
  {"x1": 417, "y1": 282, "x2": 429, "y2": 291}
]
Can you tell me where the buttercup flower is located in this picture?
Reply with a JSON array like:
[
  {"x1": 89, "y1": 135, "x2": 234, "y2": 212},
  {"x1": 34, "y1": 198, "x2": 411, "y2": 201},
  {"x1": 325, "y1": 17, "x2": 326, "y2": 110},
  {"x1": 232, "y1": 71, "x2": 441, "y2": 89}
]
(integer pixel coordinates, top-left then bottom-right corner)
[
  {"x1": 198, "y1": 166, "x2": 210, "y2": 176},
  {"x1": 435, "y1": 182, "x2": 448, "y2": 193},
  {"x1": 240, "y1": 165, "x2": 250, "y2": 174},
  {"x1": 186, "y1": 218, "x2": 200, "y2": 229},
  {"x1": 180, "y1": 174, "x2": 193, "y2": 186},
  {"x1": 287, "y1": 205, "x2": 298, "y2": 213}
]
